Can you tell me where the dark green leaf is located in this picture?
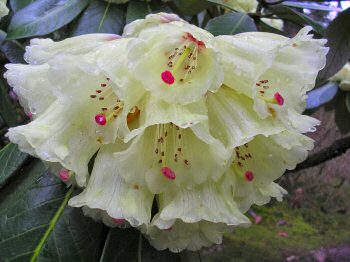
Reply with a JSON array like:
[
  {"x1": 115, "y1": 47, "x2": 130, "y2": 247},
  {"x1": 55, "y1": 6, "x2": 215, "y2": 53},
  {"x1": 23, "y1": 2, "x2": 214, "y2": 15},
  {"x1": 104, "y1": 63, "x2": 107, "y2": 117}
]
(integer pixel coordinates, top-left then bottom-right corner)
[
  {"x1": 178, "y1": 0, "x2": 210, "y2": 15},
  {"x1": 126, "y1": 0, "x2": 172, "y2": 24},
  {"x1": 0, "y1": 143, "x2": 28, "y2": 188},
  {"x1": 206, "y1": 0, "x2": 235, "y2": 11},
  {"x1": 100, "y1": 228, "x2": 180, "y2": 262},
  {"x1": 10, "y1": 0, "x2": 36, "y2": 12},
  {"x1": 282, "y1": 1, "x2": 343, "y2": 12},
  {"x1": 272, "y1": 6, "x2": 325, "y2": 35},
  {"x1": 7, "y1": 0, "x2": 91, "y2": 40},
  {"x1": 306, "y1": 82, "x2": 338, "y2": 109},
  {"x1": 346, "y1": 92, "x2": 350, "y2": 114},
  {"x1": 0, "y1": 30, "x2": 25, "y2": 63},
  {"x1": 205, "y1": 13, "x2": 257, "y2": 36},
  {"x1": 0, "y1": 76, "x2": 19, "y2": 127},
  {"x1": 0, "y1": 160, "x2": 104, "y2": 262},
  {"x1": 318, "y1": 8, "x2": 350, "y2": 80},
  {"x1": 71, "y1": 0, "x2": 124, "y2": 36},
  {"x1": 126, "y1": 0, "x2": 149, "y2": 24}
]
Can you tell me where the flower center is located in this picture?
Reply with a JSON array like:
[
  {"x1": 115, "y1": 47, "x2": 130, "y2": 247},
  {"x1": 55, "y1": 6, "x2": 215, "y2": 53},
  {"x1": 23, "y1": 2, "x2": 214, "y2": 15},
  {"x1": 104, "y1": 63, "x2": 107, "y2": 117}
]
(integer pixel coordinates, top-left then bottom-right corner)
[
  {"x1": 161, "y1": 33, "x2": 206, "y2": 85},
  {"x1": 256, "y1": 80, "x2": 284, "y2": 106},
  {"x1": 154, "y1": 123, "x2": 190, "y2": 180},
  {"x1": 232, "y1": 143, "x2": 255, "y2": 182},
  {"x1": 91, "y1": 78, "x2": 140, "y2": 126}
]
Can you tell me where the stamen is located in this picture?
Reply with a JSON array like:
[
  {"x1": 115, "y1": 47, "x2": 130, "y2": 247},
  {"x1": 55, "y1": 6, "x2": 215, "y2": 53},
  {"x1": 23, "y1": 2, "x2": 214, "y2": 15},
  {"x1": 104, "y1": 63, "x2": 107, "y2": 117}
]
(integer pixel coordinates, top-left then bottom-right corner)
[
  {"x1": 161, "y1": 48, "x2": 191, "y2": 85},
  {"x1": 274, "y1": 92, "x2": 284, "y2": 105},
  {"x1": 95, "y1": 114, "x2": 106, "y2": 126},
  {"x1": 58, "y1": 170, "x2": 73, "y2": 181},
  {"x1": 161, "y1": 167, "x2": 176, "y2": 180},
  {"x1": 245, "y1": 171, "x2": 254, "y2": 181}
]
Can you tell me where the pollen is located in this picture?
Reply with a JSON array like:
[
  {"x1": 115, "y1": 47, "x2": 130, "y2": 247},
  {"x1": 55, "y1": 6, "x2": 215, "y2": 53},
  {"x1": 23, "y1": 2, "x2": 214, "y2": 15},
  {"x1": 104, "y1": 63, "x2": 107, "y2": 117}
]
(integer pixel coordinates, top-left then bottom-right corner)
[
  {"x1": 95, "y1": 114, "x2": 106, "y2": 126},
  {"x1": 245, "y1": 171, "x2": 254, "y2": 181},
  {"x1": 59, "y1": 170, "x2": 69, "y2": 180},
  {"x1": 162, "y1": 167, "x2": 176, "y2": 180}
]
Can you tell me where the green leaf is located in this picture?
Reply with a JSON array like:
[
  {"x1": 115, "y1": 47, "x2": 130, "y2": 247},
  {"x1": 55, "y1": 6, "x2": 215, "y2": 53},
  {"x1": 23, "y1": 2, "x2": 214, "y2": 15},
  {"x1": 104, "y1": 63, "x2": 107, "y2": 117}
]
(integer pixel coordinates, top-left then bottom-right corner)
[
  {"x1": 0, "y1": 160, "x2": 104, "y2": 262},
  {"x1": 282, "y1": 1, "x2": 343, "y2": 12},
  {"x1": 126, "y1": 0, "x2": 149, "y2": 24},
  {"x1": 206, "y1": 0, "x2": 235, "y2": 11},
  {"x1": 318, "y1": 8, "x2": 350, "y2": 80},
  {"x1": 306, "y1": 82, "x2": 338, "y2": 109},
  {"x1": 9, "y1": 0, "x2": 36, "y2": 12},
  {"x1": 272, "y1": 6, "x2": 325, "y2": 35},
  {"x1": 71, "y1": 0, "x2": 124, "y2": 36},
  {"x1": 100, "y1": 228, "x2": 180, "y2": 262},
  {"x1": 205, "y1": 13, "x2": 257, "y2": 36},
  {"x1": 178, "y1": 0, "x2": 210, "y2": 15},
  {"x1": 0, "y1": 76, "x2": 19, "y2": 127},
  {"x1": 126, "y1": 0, "x2": 172, "y2": 24},
  {"x1": 0, "y1": 30, "x2": 25, "y2": 64},
  {"x1": 7, "y1": 0, "x2": 91, "y2": 40},
  {"x1": 0, "y1": 143, "x2": 28, "y2": 188},
  {"x1": 346, "y1": 92, "x2": 350, "y2": 114}
]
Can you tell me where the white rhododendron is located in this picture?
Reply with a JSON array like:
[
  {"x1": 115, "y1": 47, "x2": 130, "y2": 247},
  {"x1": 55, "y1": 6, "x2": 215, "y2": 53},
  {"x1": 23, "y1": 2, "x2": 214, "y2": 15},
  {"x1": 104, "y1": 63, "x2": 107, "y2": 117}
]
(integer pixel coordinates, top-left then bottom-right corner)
[
  {"x1": 219, "y1": 0, "x2": 258, "y2": 13},
  {"x1": 5, "y1": 13, "x2": 328, "y2": 252},
  {"x1": 0, "y1": 0, "x2": 8, "y2": 19}
]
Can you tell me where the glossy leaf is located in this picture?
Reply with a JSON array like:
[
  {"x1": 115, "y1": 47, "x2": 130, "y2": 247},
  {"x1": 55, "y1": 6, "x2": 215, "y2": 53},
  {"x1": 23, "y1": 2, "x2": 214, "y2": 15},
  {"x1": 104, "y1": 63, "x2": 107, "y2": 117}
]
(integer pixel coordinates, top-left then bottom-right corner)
[
  {"x1": 178, "y1": 0, "x2": 210, "y2": 15},
  {"x1": 9, "y1": 0, "x2": 36, "y2": 12},
  {"x1": 126, "y1": 0, "x2": 149, "y2": 24},
  {"x1": 259, "y1": 20, "x2": 287, "y2": 36},
  {"x1": 126, "y1": 0, "x2": 172, "y2": 24},
  {"x1": 0, "y1": 30, "x2": 25, "y2": 63},
  {"x1": 100, "y1": 228, "x2": 180, "y2": 262},
  {"x1": 0, "y1": 77, "x2": 19, "y2": 127},
  {"x1": 206, "y1": 0, "x2": 235, "y2": 11},
  {"x1": 318, "y1": 8, "x2": 350, "y2": 80},
  {"x1": 306, "y1": 82, "x2": 338, "y2": 109},
  {"x1": 272, "y1": 6, "x2": 325, "y2": 35},
  {"x1": 205, "y1": 13, "x2": 257, "y2": 36},
  {"x1": 282, "y1": 1, "x2": 343, "y2": 12},
  {"x1": 0, "y1": 143, "x2": 28, "y2": 188},
  {"x1": 7, "y1": 0, "x2": 90, "y2": 40},
  {"x1": 71, "y1": 0, "x2": 124, "y2": 36},
  {"x1": 0, "y1": 161, "x2": 104, "y2": 262}
]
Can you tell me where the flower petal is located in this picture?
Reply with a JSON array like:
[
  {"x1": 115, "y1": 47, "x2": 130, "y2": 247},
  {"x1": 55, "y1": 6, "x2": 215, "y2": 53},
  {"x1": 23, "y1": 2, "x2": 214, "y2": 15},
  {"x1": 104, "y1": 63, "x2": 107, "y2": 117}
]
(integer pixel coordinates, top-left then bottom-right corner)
[
  {"x1": 206, "y1": 87, "x2": 285, "y2": 149},
  {"x1": 4, "y1": 63, "x2": 55, "y2": 116},
  {"x1": 69, "y1": 144, "x2": 154, "y2": 227},
  {"x1": 144, "y1": 219, "x2": 234, "y2": 253},
  {"x1": 227, "y1": 130, "x2": 313, "y2": 212},
  {"x1": 25, "y1": 34, "x2": 121, "y2": 65},
  {"x1": 6, "y1": 101, "x2": 100, "y2": 186},
  {"x1": 114, "y1": 124, "x2": 231, "y2": 194},
  {"x1": 127, "y1": 23, "x2": 222, "y2": 104}
]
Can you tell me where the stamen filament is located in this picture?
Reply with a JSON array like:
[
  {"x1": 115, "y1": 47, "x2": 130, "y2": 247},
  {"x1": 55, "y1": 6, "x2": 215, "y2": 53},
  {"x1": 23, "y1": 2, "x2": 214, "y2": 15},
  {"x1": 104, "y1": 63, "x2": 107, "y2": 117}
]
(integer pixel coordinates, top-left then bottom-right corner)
[{"x1": 171, "y1": 48, "x2": 191, "y2": 75}]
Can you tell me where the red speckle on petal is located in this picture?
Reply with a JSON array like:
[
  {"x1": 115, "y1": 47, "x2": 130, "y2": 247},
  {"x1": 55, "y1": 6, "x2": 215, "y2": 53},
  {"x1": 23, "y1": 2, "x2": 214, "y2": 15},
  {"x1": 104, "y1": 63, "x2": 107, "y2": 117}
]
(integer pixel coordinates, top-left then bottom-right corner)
[
  {"x1": 28, "y1": 112, "x2": 33, "y2": 118},
  {"x1": 112, "y1": 218, "x2": 124, "y2": 226},
  {"x1": 274, "y1": 92, "x2": 284, "y2": 105},
  {"x1": 245, "y1": 171, "x2": 254, "y2": 181},
  {"x1": 197, "y1": 41, "x2": 205, "y2": 48},
  {"x1": 161, "y1": 167, "x2": 176, "y2": 180},
  {"x1": 59, "y1": 170, "x2": 69, "y2": 181},
  {"x1": 95, "y1": 114, "x2": 106, "y2": 125},
  {"x1": 161, "y1": 70, "x2": 175, "y2": 84},
  {"x1": 165, "y1": 227, "x2": 172, "y2": 231}
]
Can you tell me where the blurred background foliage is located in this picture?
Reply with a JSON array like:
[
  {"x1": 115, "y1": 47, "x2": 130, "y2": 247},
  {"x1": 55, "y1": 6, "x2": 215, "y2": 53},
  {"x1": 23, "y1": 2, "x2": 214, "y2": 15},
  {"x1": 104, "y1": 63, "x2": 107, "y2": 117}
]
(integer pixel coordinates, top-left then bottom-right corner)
[{"x1": 0, "y1": 0, "x2": 349, "y2": 261}]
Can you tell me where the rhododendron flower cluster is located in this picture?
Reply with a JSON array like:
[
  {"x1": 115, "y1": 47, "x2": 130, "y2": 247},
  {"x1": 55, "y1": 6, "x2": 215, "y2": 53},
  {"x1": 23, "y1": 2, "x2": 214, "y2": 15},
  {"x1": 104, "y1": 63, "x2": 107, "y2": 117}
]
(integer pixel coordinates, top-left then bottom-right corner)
[{"x1": 5, "y1": 13, "x2": 328, "y2": 252}]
